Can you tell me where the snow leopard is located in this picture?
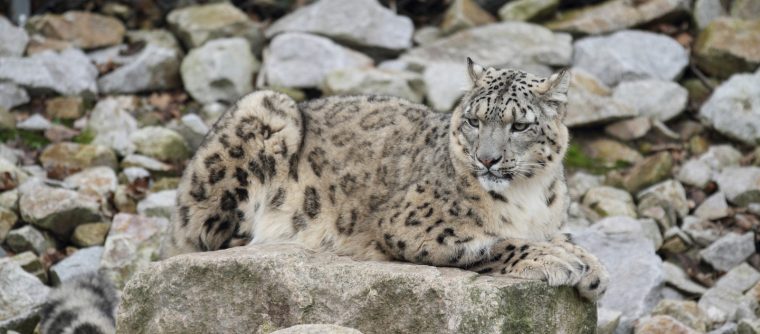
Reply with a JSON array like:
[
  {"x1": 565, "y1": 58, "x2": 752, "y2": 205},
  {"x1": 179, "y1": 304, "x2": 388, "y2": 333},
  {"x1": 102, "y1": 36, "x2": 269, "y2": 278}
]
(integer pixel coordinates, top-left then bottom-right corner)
[
  {"x1": 39, "y1": 272, "x2": 119, "y2": 334},
  {"x1": 163, "y1": 58, "x2": 609, "y2": 301}
]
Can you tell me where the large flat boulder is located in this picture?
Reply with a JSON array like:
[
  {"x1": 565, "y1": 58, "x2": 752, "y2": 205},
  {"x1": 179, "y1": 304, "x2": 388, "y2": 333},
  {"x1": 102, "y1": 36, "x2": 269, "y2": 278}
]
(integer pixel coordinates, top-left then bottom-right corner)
[{"x1": 118, "y1": 244, "x2": 596, "y2": 334}]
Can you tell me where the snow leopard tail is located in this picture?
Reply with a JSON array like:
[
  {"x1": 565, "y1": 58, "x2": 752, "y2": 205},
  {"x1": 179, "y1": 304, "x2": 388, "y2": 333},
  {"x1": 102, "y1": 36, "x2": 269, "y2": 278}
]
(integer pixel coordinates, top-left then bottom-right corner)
[
  {"x1": 163, "y1": 90, "x2": 304, "y2": 258},
  {"x1": 39, "y1": 271, "x2": 119, "y2": 334}
]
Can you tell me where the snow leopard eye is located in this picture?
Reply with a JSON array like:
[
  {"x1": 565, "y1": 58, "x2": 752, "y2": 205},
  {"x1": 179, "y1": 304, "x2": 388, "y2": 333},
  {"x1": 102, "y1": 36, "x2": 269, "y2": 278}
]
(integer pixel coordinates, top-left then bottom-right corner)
[
  {"x1": 512, "y1": 122, "x2": 529, "y2": 132},
  {"x1": 466, "y1": 118, "x2": 480, "y2": 128}
]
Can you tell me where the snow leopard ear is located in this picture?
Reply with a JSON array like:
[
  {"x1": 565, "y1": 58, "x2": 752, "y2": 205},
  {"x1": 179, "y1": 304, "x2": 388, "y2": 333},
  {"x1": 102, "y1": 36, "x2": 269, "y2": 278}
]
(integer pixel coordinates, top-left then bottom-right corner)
[
  {"x1": 537, "y1": 68, "x2": 571, "y2": 104},
  {"x1": 467, "y1": 57, "x2": 486, "y2": 84}
]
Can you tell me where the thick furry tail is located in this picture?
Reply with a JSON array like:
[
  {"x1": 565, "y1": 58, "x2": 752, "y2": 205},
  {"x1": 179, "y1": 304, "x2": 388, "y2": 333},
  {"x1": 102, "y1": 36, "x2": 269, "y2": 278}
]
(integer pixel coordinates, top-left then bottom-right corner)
[{"x1": 39, "y1": 271, "x2": 119, "y2": 334}]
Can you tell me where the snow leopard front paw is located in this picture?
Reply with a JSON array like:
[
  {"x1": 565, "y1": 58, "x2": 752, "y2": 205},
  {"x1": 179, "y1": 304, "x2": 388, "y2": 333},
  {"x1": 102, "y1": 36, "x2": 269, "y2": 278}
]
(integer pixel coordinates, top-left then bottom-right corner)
[{"x1": 497, "y1": 241, "x2": 587, "y2": 288}]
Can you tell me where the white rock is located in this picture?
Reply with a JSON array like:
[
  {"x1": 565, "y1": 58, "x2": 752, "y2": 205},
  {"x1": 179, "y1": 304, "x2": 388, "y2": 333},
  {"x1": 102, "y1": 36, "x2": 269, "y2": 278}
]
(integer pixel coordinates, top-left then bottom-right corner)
[
  {"x1": 677, "y1": 159, "x2": 712, "y2": 188},
  {"x1": 582, "y1": 186, "x2": 637, "y2": 220},
  {"x1": 699, "y1": 70, "x2": 760, "y2": 146},
  {"x1": 98, "y1": 43, "x2": 181, "y2": 94},
  {"x1": 266, "y1": 0, "x2": 414, "y2": 53},
  {"x1": 699, "y1": 232, "x2": 755, "y2": 272},
  {"x1": 699, "y1": 145, "x2": 742, "y2": 171},
  {"x1": 604, "y1": 116, "x2": 651, "y2": 141},
  {"x1": 87, "y1": 96, "x2": 139, "y2": 156},
  {"x1": 101, "y1": 213, "x2": 168, "y2": 289},
  {"x1": 169, "y1": 113, "x2": 209, "y2": 152},
  {"x1": 636, "y1": 180, "x2": 690, "y2": 219},
  {"x1": 261, "y1": 33, "x2": 372, "y2": 89},
  {"x1": 714, "y1": 167, "x2": 760, "y2": 206},
  {"x1": 0, "y1": 259, "x2": 51, "y2": 331},
  {"x1": 166, "y1": 2, "x2": 265, "y2": 52},
  {"x1": 323, "y1": 68, "x2": 425, "y2": 103},
  {"x1": 715, "y1": 263, "x2": 760, "y2": 293},
  {"x1": 663, "y1": 261, "x2": 707, "y2": 295},
  {"x1": 18, "y1": 179, "x2": 101, "y2": 238},
  {"x1": 681, "y1": 216, "x2": 722, "y2": 247},
  {"x1": 695, "y1": 192, "x2": 729, "y2": 221},
  {"x1": 137, "y1": 190, "x2": 176, "y2": 219},
  {"x1": 122, "y1": 167, "x2": 151, "y2": 184},
  {"x1": 564, "y1": 68, "x2": 637, "y2": 127},
  {"x1": 423, "y1": 61, "x2": 471, "y2": 112},
  {"x1": 567, "y1": 171, "x2": 603, "y2": 201},
  {"x1": 401, "y1": 22, "x2": 572, "y2": 111},
  {"x1": 571, "y1": 216, "x2": 664, "y2": 333},
  {"x1": 597, "y1": 308, "x2": 622, "y2": 334},
  {"x1": 0, "y1": 82, "x2": 29, "y2": 110},
  {"x1": 63, "y1": 166, "x2": 118, "y2": 200},
  {"x1": 181, "y1": 38, "x2": 259, "y2": 104},
  {"x1": 6, "y1": 225, "x2": 50, "y2": 255},
  {"x1": 15, "y1": 114, "x2": 51, "y2": 131},
  {"x1": 120, "y1": 154, "x2": 173, "y2": 173},
  {"x1": 699, "y1": 286, "x2": 757, "y2": 323},
  {"x1": 572, "y1": 30, "x2": 689, "y2": 86},
  {"x1": 0, "y1": 16, "x2": 29, "y2": 57},
  {"x1": 49, "y1": 246, "x2": 104, "y2": 285},
  {"x1": 694, "y1": 0, "x2": 728, "y2": 29},
  {"x1": 612, "y1": 79, "x2": 688, "y2": 121},
  {"x1": 0, "y1": 49, "x2": 99, "y2": 96}
]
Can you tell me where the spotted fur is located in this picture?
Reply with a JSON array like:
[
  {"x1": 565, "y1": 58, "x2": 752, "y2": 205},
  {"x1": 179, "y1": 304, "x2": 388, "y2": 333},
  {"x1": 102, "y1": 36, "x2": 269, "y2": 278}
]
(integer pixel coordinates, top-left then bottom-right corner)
[
  {"x1": 39, "y1": 272, "x2": 118, "y2": 334},
  {"x1": 164, "y1": 60, "x2": 609, "y2": 301}
]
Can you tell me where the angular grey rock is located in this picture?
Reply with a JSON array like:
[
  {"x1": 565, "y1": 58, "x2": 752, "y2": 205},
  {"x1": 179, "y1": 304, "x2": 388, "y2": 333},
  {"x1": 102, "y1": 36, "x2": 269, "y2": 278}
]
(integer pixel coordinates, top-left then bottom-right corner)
[
  {"x1": 272, "y1": 325, "x2": 363, "y2": 334},
  {"x1": 49, "y1": 246, "x2": 103, "y2": 285},
  {"x1": 413, "y1": 26, "x2": 442, "y2": 46},
  {"x1": 400, "y1": 22, "x2": 571, "y2": 111},
  {"x1": 101, "y1": 213, "x2": 168, "y2": 289},
  {"x1": 567, "y1": 171, "x2": 603, "y2": 201},
  {"x1": 604, "y1": 116, "x2": 651, "y2": 141},
  {"x1": 63, "y1": 166, "x2": 118, "y2": 201},
  {"x1": 129, "y1": 127, "x2": 190, "y2": 162},
  {"x1": 6, "y1": 225, "x2": 51, "y2": 255},
  {"x1": 695, "y1": 192, "x2": 729, "y2": 221},
  {"x1": 120, "y1": 154, "x2": 173, "y2": 174},
  {"x1": 402, "y1": 22, "x2": 572, "y2": 69},
  {"x1": 710, "y1": 322, "x2": 738, "y2": 334},
  {"x1": 86, "y1": 96, "x2": 138, "y2": 157},
  {"x1": 715, "y1": 263, "x2": 760, "y2": 293},
  {"x1": 0, "y1": 157, "x2": 28, "y2": 190},
  {"x1": 677, "y1": 159, "x2": 712, "y2": 188},
  {"x1": 651, "y1": 299, "x2": 709, "y2": 332},
  {"x1": 694, "y1": 0, "x2": 728, "y2": 29},
  {"x1": 572, "y1": 30, "x2": 689, "y2": 86},
  {"x1": 0, "y1": 259, "x2": 51, "y2": 333},
  {"x1": 597, "y1": 308, "x2": 621, "y2": 334},
  {"x1": 582, "y1": 186, "x2": 637, "y2": 221},
  {"x1": 98, "y1": 43, "x2": 182, "y2": 94},
  {"x1": 168, "y1": 113, "x2": 209, "y2": 152},
  {"x1": 125, "y1": 29, "x2": 184, "y2": 53},
  {"x1": 323, "y1": 68, "x2": 425, "y2": 103},
  {"x1": 0, "y1": 16, "x2": 28, "y2": 57},
  {"x1": 136, "y1": 190, "x2": 176, "y2": 219},
  {"x1": 663, "y1": 261, "x2": 707, "y2": 295},
  {"x1": 18, "y1": 179, "x2": 101, "y2": 238},
  {"x1": 118, "y1": 244, "x2": 596, "y2": 333},
  {"x1": 16, "y1": 114, "x2": 51, "y2": 131},
  {"x1": 571, "y1": 216, "x2": 664, "y2": 333},
  {"x1": 714, "y1": 167, "x2": 760, "y2": 206},
  {"x1": 681, "y1": 216, "x2": 722, "y2": 247},
  {"x1": 699, "y1": 232, "x2": 755, "y2": 272},
  {"x1": 739, "y1": 319, "x2": 760, "y2": 334},
  {"x1": 0, "y1": 82, "x2": 29, "y2": 110},
  {"x1": 699, "y1": 70, "x2": 760, "y2": 146},
  {"x1": 167, "y1": 2, "x2": 265, "y2": 53},
  {"x1": 700, "y1": 145, "x2": 742, "y2": 171},
  {"x1": 699, "y1": 286, "x2": 757, "y2": 323},
  {"x1": 612, "y1": 79, "x2": 688, "y2": 121},
  {"x1": 267, "y1": 0, "x2": 413, "y2": 53},
  {"x1": 422, "y1": 61, "x2": 471, "y2": 112},
  {"x1": 181, "y1": 38, "x2": 259, "y2": 104},
  {"x1": 0, "y1": 49, "x2": 99, "y2": 96},
  {"x1": 261, "y1": 33, "x2": 372, "y2": 89},
  {"x1": 636, "y1": 180, "x2": 690, "y2": 219},
  {"x1": 564, "y1": 69, "x2": 637, "y2": 127},
  {"x1": 545, "y1": 0, "x2": 691, "y2": 35}
]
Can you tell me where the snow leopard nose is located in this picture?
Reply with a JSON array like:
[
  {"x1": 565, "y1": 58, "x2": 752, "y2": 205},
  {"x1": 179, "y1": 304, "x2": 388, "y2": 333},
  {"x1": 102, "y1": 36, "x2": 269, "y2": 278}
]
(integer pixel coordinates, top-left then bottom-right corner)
[{"x1": 478, "y1": 155, "x2": 502, "y2": 169}]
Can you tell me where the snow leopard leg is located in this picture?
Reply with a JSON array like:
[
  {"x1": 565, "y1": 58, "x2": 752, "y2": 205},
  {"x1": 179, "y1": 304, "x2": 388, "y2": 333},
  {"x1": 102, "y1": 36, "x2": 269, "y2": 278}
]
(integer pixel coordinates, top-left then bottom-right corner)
[{"x1": 164, "y1": 90, "x2": 303, "y2": 257}]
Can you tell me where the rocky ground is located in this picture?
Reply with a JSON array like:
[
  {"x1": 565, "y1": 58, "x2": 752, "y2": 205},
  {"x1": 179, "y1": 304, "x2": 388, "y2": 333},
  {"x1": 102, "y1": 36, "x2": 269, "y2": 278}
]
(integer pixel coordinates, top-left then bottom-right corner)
[{"x1": 0, "y1": 0, "x2": 758, "y2": 333}]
